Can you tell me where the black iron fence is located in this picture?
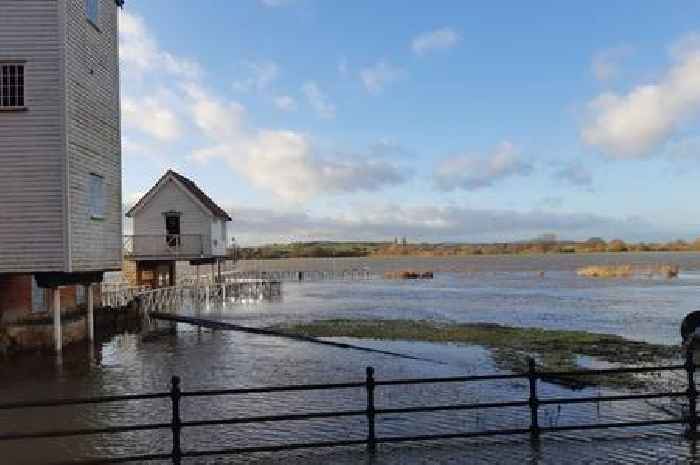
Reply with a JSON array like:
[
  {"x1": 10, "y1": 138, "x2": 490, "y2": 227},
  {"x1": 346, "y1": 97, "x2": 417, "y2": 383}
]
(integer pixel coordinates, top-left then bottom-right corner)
[{"x1": 1, "y1": 353, "x2": 698, "y2": 465}]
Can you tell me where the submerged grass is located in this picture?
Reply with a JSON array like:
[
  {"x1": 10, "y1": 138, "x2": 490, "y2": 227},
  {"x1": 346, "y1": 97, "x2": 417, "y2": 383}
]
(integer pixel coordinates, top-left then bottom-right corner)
[
  {"x1": 577, "y1": 264, "x2": 680, "y2": 279},
  {"x1": 274, "y1": 319, "x2": 681, "y2": 389}
]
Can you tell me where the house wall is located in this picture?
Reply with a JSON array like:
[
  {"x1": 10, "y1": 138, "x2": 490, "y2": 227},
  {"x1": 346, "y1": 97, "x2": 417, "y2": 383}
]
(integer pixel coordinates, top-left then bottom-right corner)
[
  {"x1": 210, "y1": 219, "x2": 227, "y2": 256},
  {"x1": 133, "y1": 179, "x2": 214, "y2": 253},
  {"x1": 0, "y1": 1, "x2": 66, "y2": 273},
  {"x1": 65, "y1": 0, "x2": 122, "y2": 272}
]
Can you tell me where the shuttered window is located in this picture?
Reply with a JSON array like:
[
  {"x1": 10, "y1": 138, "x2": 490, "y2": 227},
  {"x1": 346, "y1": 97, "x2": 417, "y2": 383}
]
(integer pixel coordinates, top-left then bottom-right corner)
[
  {"x1": 0, "y1": 64, "x2": 24, "y2": 109},
  {"x1": 86, "y1": 0, "x2": 99, "y2": 25},
  {"x1": 89, "y1": 174, "x2": 105, "y2": 219}
]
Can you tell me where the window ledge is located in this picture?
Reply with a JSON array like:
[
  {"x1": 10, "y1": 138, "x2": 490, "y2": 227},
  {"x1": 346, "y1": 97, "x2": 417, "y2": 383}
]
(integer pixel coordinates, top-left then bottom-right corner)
[
  {"x1": 87, "y1": 18, "x2": 101, "y2": 33},
  {"x1": 0, "y1": 106, "x2": 27, "y2": 112},
  {"x1": 91, "y1": 215, "x2": 105, "y2": 221}
]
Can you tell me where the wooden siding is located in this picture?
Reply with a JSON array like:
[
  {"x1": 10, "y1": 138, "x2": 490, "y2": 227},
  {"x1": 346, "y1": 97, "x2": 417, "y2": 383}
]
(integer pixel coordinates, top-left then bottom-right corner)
[
  {"x1": 65, "y1": 0, "x2": 122, "y2": 271},
  {"x1": 133, "y1": 178, "x2": 214, "y2": 244},
  {"x1": 0, "y1": 1, "x2": 66, "y2": 273}
]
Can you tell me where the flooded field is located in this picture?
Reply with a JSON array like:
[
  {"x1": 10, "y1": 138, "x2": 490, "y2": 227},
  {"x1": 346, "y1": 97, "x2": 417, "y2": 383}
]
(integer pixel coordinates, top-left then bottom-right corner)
[
  {"x1": 219, "y1": 252, "x2": 700, "y2": 345},
  {"x1": 3, "y1": 252, "x2": 700, "y2": 463}
]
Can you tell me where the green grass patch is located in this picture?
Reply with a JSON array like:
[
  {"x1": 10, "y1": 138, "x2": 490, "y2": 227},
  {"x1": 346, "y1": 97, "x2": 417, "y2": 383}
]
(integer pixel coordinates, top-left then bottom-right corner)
[{"x1": 273, "y1": 319, "x2": 681, "y2": 389}]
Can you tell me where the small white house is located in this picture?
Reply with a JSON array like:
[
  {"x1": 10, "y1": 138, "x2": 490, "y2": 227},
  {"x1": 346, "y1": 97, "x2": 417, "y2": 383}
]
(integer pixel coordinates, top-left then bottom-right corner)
[{"x1": 125, "y1": 170, "x2": 232, "y2": 287}]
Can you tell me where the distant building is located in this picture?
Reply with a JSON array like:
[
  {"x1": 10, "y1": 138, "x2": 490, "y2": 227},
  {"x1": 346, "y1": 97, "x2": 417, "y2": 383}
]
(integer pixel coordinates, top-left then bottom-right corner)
[
  {"x1": 124, "y1": 170, "x2": 232, "y2": 288},
  {"x1": 0, "y1": 0, "x2": 125, "y2": 353}
]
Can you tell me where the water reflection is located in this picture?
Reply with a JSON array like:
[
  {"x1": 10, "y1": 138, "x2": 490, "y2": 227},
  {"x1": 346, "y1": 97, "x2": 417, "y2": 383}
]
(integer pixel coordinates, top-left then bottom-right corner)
[{"x1": 4, "y1": 254, "x2": 700, "y2": 463}]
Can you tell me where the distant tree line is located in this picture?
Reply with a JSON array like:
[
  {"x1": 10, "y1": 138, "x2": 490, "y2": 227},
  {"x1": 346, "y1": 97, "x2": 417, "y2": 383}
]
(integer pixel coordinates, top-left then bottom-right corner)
[
  {"x1": 371, "y1": 238, "x2": 700, "y2": 256},
  {"x1": 233, "y1": 238, "x2": 700, "y2": 259}
]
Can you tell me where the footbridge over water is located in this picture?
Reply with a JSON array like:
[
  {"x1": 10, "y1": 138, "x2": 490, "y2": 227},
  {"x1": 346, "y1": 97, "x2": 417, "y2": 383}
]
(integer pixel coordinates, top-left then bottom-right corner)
[{"x1": 101, "y1": 278, "x2": 440, "y2": 364}]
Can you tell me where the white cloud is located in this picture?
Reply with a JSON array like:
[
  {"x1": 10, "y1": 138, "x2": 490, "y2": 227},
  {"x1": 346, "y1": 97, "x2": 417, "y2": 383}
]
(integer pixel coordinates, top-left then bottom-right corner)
[
  {"x1": 433, "y1": 141, "x2": 532, "y2": 191},
  {"x1": 120, "y1": 13, "x2": 405, "y2": 203},
  {"x1": 187, "y1": 87, "x2": 405, "y2": 201},
  {"x1": 411, "y1": 27, "x2": 460, "y2": 56},
  {"x1": 591, "y1": 45, "x2": 633, "y2": 81},
  {"x1": 226, "y1": 203, "x2": 657, "y2": 245},
  {"x1": 122, "y1": 94, "x2": 183, "y2": 142},
  {"x1": 274, "y1": 95, "x2": 297, "y2": 111},
  {"x1": 359, "y1": 61, "x2": 403, "y2": 94},
  {"x1": 302, "y1": 81, "x2": 336, "y2": 119},
  {"x1": 232, "y1": 60, "x2": 279, "y2": 92},
  {"x1": 119, "y1": 12, "x2": 201, "y2": 79},
  {"x1": 581, "y1": 33, "x2": 700, "y2": 159}
]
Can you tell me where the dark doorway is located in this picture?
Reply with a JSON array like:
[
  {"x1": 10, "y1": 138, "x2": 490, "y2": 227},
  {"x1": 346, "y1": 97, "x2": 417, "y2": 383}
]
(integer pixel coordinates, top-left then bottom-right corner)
[{"x1": 165, "y1": 213, "x2": 180, "y2": 247}]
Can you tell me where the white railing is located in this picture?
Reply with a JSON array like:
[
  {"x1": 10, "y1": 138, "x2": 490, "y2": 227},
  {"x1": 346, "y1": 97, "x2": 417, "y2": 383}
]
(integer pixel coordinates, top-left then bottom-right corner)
[
  {"x1": 123, "y1": 234, "x2": 210, "y2": 258},
  {"x1": 101, "y1": 285, "x2": 148, "y2": 308},
  {"x1": 103, "y1": 280, "x2": 283, "y2": 315}
]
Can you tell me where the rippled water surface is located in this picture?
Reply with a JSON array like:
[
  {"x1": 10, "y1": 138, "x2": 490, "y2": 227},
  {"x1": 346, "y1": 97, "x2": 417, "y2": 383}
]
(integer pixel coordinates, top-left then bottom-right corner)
[{"x1": 3, "y1": 253, "x2": 700, "y2": 463}]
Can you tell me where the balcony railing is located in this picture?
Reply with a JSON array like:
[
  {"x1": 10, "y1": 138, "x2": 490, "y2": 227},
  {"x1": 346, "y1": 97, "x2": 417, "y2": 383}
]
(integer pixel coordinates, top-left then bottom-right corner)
[{"x1": 123, "y1": 235, "x2": 210, "y2": 259}]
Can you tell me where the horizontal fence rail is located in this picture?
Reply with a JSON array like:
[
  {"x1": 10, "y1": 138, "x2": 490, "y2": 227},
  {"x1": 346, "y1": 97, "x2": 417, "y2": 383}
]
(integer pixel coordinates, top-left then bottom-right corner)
[
  {"x1": 1, "y1": 354, "x2": 698, "y2": 465},
  {"x1": 222, "y1": 269, "x2": 377, "y2": 282}
]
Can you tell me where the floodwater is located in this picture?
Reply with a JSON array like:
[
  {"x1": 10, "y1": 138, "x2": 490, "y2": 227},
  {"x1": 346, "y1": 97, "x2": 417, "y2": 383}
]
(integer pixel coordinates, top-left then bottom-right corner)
[
  {"x1": 226, "y1": 252, "x2": 700, "y2": 345},
  {"x1": 3, "y1": 252, "x2": 700, "y2": 464}
]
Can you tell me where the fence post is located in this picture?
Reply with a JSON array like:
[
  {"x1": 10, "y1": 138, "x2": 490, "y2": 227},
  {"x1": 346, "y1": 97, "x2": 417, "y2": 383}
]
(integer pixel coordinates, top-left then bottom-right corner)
[
  {"x1": 170, "y1": 376, "x2": 182, "y2": 464},
  {"x1": 527, "y1": 358, "x2": 540, "y2": 442},
  {"x1": 686, "y1": 348, "x2": 698, "y2": 438},
  {"x1": 365, "y1": 366, "x2": 377, "y2": 453}
]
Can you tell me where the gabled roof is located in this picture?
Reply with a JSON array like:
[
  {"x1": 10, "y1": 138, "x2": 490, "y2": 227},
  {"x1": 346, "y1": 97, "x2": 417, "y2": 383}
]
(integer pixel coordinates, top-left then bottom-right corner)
[{"x1": 126, "y1": 170, "x2": 232, "y2": 221}]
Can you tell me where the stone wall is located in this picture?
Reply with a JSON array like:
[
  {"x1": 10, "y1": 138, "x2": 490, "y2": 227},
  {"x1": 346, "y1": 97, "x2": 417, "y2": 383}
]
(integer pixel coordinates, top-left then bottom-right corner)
[
  {"x1": 2, "y1": 313, "x2": 87, "y2": 353},
  {"x1": 0, "y1": 273, "x2": 99, "y2": 354}
]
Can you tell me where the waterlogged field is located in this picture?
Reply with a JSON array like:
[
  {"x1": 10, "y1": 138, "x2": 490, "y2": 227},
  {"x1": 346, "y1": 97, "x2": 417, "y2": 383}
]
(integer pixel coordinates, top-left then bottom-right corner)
[
  {"x1": 217, "y1": 252, "x2": 700, "y2": 345},
  {"x1": 3, "y1": 252, "x2": 700, "y2": 463}
]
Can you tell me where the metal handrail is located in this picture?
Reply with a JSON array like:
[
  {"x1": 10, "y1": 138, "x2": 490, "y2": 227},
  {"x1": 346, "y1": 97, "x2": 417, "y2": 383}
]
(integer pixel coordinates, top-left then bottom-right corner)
[{"x1": 1, "y1": 357, "x2": 697, "y2": 464}]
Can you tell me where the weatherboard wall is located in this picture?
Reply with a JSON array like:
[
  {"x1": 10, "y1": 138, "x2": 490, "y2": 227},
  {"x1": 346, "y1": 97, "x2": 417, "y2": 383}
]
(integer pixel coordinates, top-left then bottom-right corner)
[
  {"x1": 132, "y1": 179, "x2": 215, "y2": 255},
  {"x1": 65, "y1": 0, "x2": 122, "y2": 272},
  {"x1": 0, "y1": 1, "x2": 66, "y2": 273}
]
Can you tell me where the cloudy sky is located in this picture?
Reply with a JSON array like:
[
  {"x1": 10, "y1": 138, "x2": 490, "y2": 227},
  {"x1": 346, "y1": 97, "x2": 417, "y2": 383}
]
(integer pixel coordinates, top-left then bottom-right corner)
[{"x1": 120, "y1": 1, "x2": 700, "y2": 245}]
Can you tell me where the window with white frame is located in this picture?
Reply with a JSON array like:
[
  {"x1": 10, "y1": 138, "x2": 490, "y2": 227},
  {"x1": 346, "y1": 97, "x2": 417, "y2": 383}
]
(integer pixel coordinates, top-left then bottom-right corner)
[
  {"x1": 89, "y1": 174, "x2": 105, "y2": 219},
  {"x1": 0, "y1": 63, "x2": 25, "y2": 109},
  {"x1": 86, "y1": 0, "x2": 99, "y2": 25}
]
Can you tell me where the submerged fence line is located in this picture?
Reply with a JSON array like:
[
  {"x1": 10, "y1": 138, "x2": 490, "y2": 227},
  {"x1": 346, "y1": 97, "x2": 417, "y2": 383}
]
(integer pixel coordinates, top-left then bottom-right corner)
[
  {"x1": 100, "y1": 280, "x2": 282, "y2": 313},
  {"x1": 0, "y1": 353, "x2": 698, "y2": 465}
]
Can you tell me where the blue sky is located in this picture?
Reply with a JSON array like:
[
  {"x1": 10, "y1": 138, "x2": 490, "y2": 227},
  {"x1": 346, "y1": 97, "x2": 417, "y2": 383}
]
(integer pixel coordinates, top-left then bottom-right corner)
[{"x1": 120, "y1": 1, "x2": 700, "y2": 245}]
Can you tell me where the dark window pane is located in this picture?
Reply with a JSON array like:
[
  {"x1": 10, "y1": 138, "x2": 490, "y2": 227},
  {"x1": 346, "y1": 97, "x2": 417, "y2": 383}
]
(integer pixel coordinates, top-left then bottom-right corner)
[{"x1": 0, "y1": 64, "x2": 24, "y2": 107}]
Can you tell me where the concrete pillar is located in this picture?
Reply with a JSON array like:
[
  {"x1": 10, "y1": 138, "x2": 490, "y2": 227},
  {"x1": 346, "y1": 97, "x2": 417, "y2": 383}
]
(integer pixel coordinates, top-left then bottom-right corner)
[
  {"x1": 86, "y1": 285, "x2": 94, "y2": 343},
  {"x1": 222, "y1": 277, "x2": 226, "y2": 305},
  {"x1": 52, "y1": 287, "x2": 62, "y2": 354}
]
